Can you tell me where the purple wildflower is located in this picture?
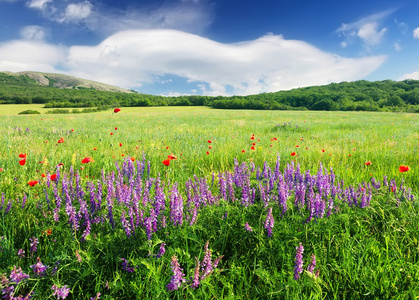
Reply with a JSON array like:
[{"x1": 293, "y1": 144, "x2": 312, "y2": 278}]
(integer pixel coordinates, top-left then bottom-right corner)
[
  {"x1": 90, "y1": 293, "x2": 101, "y2": 300},
  {"x1": 191, "y1": 257, "x2": 200, "y2": 289},
  {"x1": 9, "y1": 266, "x2": 30, "y2": 284},
  {"x1": 51, "y1": 284, "x2": 70, "y2": 299},
  {"x1": 264, "y1": 208, "x2": 274, "y2": 238},
  {"x1": 307, "y1": 254, "x2": 316, "y2": 273},
  {"x1": 166, "y1": 255, "x2": 185, "y2": 291},
  {"x1": 244, "y1": 222, "x2": 253, "y2": 232},
  {"x1": 200, "y1": 241, "x2": 213, "y2": 280},
  {"x1": 29, "y1": 237, "x2": 39, "y2": 254},
  {"x1": 121, "y1": 258, "x2": 135, "y2": 273},
  {"x1": 294, "y1": 243, "x2": 304, "y2": 280},
  {"x1": 30, "y1": 257, "x2": 48, "y2": 276},
  {"x1": 17, "y1": 249, "x2": 25, "y2": 259},
  {"x1": 156, "y1": 243, "x2": 166, "y2": 259}
]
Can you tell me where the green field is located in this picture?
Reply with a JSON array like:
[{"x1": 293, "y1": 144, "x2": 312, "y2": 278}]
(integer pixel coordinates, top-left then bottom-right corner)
[{"x1": 0, "y1": 106, "x2": 418, "y2": 299}]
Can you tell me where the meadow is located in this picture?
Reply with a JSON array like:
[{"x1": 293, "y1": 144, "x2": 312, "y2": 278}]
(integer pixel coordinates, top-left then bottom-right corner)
[{"x1": 0, "y1": 105, "x2": 418, "y2": 299}]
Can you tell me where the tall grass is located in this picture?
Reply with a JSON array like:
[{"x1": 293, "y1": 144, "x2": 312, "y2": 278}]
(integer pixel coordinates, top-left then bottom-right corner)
[{"x1": 0, "y1": 107, "x2": 418, "y2": 299}]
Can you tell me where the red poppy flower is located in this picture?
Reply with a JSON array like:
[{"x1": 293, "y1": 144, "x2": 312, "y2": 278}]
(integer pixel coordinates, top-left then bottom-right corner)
[
  {"x1": 168, "y1": 154, "x2": 177, "y2": 160},
  {"x1": 19, "y1": 159, "x2": 26, "y2": 166},
  {"x1": 162, "y1": 159, "x2": 170, "y2": 166},
  {"x1": 250, "y1": 146, "x2": 255, "y2": 150},
  {"x1": 115, "y1": 127, "x2": 118, "y2": 130},
  {"x1": 241, "y1": 150, "x2": 245, "y2": 153},
  {"x1": 291, "y1": 152, "x2": 296, "y2": 156},
  {"x1": 46, "y1": 229, "x2": 52, "y2": 235},
  {"x1": 119, "y1": 143, "x2": 122, "y2": 147},
  {"x1": 19, "y1": 153, "x2": 26, "y2": 158},
  {"x1": 365, "y1": 161, "x2": 372, "y2": 166},
  {"x1": 208, "y1": 140, "x2": 212, "y2": 143},
  {"x1": 252, "y1": 142, "x2": 256, "y2": 146},
  {"x1": 114, "y1": 108, "x2": 121, "y2": 113},
  {"x1": 130, "y1": 157, "x2": 135, "y2": 162},
  {"x1": 58, "y1": 137, "x2": 64, "y2": 144},
  {"x1": 121, "y1": 154, "x2": 125, "y2": 157},
  {"x1": 206, "y1": 151, "x2": 209, "y2": 155},
  {"x1": 71, "y1": 129, "x2": 74, "y2": 132},
  {"x1": 296, "y1": 145, "x2": 299, "y2": 148},
  {"x1": 348, "y1": 154, "x2": 351, "y2": 157},
  {"x1": 399, "y1": 165, "x2": 410, "y2": 172},
  {"x1": 41, "y1": 173, "x2": 46, "y2": 178},
  {"x1": 270, "y1": 145, "x2": 273, "y2": 147},
  {"x1": 322, "y1": 149, "x2": 325, "y2": 152},
  {"x1": 28, "y1": 180, "x2": 38, "y2": 187},
  {"x1": 208, "y1": 146, "x2": 212, "y2": 149},
  {"x1": 50, "y1": 174, "x2": 57, "y2": 181},
  {"x1": 0, "y1": 168, "x2": 3, "y2": 172},
  {"x1": 250, "y1": 135, "x2": 255, "y2": 140},
  {"x1": 110, "y1": 133, "x2": 113, "y2": 135},
  {"x1": 59, "y1": 163, "x2": 64, "y2": 167},
  {"x1": 166, "y1": 146, "x2": 169, "y2": 149},
  {"x1": 81, "y1": 157, "x2": 94, "y2": 164}
]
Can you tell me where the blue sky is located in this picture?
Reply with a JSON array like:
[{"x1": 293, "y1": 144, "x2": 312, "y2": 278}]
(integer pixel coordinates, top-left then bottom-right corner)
[{"x1": 0, "y1": 0, "x2": 418, "y2": 96}]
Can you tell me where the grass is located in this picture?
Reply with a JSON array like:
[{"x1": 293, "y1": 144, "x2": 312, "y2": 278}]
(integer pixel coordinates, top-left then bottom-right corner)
[{"x1": 0, "y1": 106, "x2": 418, "y2": 299}]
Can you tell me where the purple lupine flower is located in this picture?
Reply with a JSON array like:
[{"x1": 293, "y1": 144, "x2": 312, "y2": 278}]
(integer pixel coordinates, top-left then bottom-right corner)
[
  {"x1": 9, "y1": 266, "x2": 30, "y2": 284},
  {"x1": 218, "y1": 172, "x2": 227, "y2": 201},
  {"x1": 75, "y1": 250, "x2": 82, "y2": 263},
  {"x1": 191, "y1": 257, "x2": 200, "y2": 289},
  {"x1": 121, "y1": 210, "x2": 132, "y2": 237},
  {"x1": 156, "y1": 243, "x2": 166, "y2": 259},
  {"x1": 51, "y1": 284, "x2": 70, "y2": 299},
  {"x1": 30, "y1": 257, "x2": 48, "y2": 276},
  {"x1": 17, "y1": 249, "x2": 25, "y2": 259},
  {"x1": 294, "y1": 243, "x2": 304, "y2": 280},
  {"x1": 244, "y1": 222, "x2": 253, "y2": 232},
  {"x1": 29, "y1": 237, "x2": 38, "y2": 254},
  {"x1": 21, "y1": 193, "x2": 27, "y2": 209},
  {"x1": 200, "y1": 241, "x2": 213, "y2": 280},
  {"x1": 264, "y1": 208, "x2": 274, "y2": 238},
  {"x1": 169, "y1": 183, "x2": 183, "y2": 227},
  {"x1": 166, "y1": 255, "x2": 185, "y2": 291},
  {"x1": 307, "y1": 254, "x2": 316, "y2": 273},
  {"x1": 121, "y1": 258, "x2": 135, "y2": 273}
]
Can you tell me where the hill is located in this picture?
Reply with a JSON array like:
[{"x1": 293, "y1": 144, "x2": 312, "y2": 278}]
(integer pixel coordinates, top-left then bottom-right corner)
[{"x1": 1, "y1": 71, "x2": 133, "y2": 93}]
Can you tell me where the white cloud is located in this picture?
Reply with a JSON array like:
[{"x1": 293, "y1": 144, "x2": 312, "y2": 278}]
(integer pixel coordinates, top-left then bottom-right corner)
[
  {"x1": 20, "y1": 25, "x2": 48, "y2": 41},
  {"x1": 394, "y1": 41, "x2": 402, "y2": 51},
  {"x1": 26, "y1": 0, "x2": 51, "y2": 10},
  {"x1": 60, "y1": 1, "x2": 92, "y2": 22},
  {"x1": 413, "y1": 27, "x2": 419, "y2": 39},
  {"x1": 337, "y1": 9, "x2": 394, "y2": 49},
  {"x1": 0, "y1": 29, "x2": 387, "y2": 95},
  {"x1": 399, "y1": 71, "x2": 419, "y2": 80},
  {"x1": 0, "y1": 39, "x2": 65, "y2": 72}
]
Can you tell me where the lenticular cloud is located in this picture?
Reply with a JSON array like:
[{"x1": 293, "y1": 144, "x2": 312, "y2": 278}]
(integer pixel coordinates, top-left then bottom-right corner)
[{"x1": 0, "y1": 29, "x2": 386, "y2": 95}]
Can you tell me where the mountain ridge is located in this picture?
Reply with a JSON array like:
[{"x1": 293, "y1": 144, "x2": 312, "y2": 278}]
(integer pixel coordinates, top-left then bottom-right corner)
[{"x1": 1, "y1": 71, "x2": 133, "y2": 93}]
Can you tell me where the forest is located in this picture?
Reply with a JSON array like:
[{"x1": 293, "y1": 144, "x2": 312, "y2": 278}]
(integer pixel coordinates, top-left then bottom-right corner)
[{"x1": 1, "y1": 72, "x2": 418, "y2": 112}]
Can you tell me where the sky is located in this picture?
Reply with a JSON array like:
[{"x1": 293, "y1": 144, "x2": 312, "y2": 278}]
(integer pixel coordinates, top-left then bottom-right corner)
[{"x1": 0, "y1": 0, "x2": 419, "y2": 96}]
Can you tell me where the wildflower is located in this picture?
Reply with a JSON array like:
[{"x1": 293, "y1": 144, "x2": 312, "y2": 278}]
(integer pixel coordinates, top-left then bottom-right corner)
[
  {"x1": 10, "y1": 266, "x2": 30, "y2": 284},
  {"x1": 250, "y1": 134, "x2": 255, "y2": 140},
  {"x1": 29, "y1": 237, "x2": 38, "y2": 253},
  {"x1": 244, "y1": 222, "x2": 253, "y2": 232},
  {"x1": 365, "y1": 161, "x2": 372, "y2": 166},
  {"x1": 71, "y1": 129, "x2": 74, "y2": 132},
  {"x1": 296, "y1": 145, "x2": 299, "y2": 148},
  {"x1": 17, "y1": 249, "x2": 25, "y2": 258},
  {"x1": 307, "y1": 254, "x2": 316, "y2": 273},
  {"x1": 167, "y1": 154, "x2": 177, "y2": 160},
  {"x1": 208, "y1": 146, "x2": 212, "y2": 149},
  {"x1": 250, "y1": 146, "x2": 255, "y2": 151},
  {"x1": 241, "y1": 150, "x2": 245, "y2": 153},
  {"x1": 51, "y1": 284, "x2": 70, "y2": 299},
  {"x1": 110, "y1": 133, "x2": 113, "y2": 135},
  {"x1": 291, "y1": 152, "x2": 296, "y2": 156},
  {"x1": 28, "y1": 180, "x2": 38, "y2": 187},
  {"x1": 119, "y1": 143, "x2": 122, "y2": 147},
  {"x1": 322, "y1": 149, "x2": 325, "y2": 152},
  {"x1": 31, "y1": 257, "x2": 48, "y2": 276},
  {"x1": 115, "y1": 127, "x2": 118, "y2": 130},
  {"x1": 399, "y1": 165, "x2": 410, "y2": 172},
  {"x1": 19, "y1": 153, "x2": 27, "y2": 158},
  {"x1": 294, "y1": 243, "x2": 304, "y2": 280},
  {"x1": 163, "y1": 159, "x2": 170, "y2": 166},
  {"x1": 156, "y1": 243, "x2": 166, "y2": 259},
  {"x1": 75, "y1": 250, "x2": 82, "y2": 263},
  {"x1": 19, "y1": 158, "x2": 26, "y2": 166},
  {"x1": 208, "y1": 140, "x2": 212, "y2": 143},
  {"x1": 206, "y1": 151, "x2": 209, "y2": 155},
  {"x1": 121, "y1": 258, "x2": 135, "y2": 272},
  {"x1": 264, "y1": 208, "x2": 274, "y2": 237},
  {"x1": 113, "y1": 108, "x2": 121, "y2": 114},
  {"x1": 81, "y1": 157, "x2": 94, "y2": 164},
  {"x1": 130, "y1": 157, "x2": 135, "y2": 162},
  {"x1": 91, "y1": 293, "x2": 101, "y2": 300},
  {"x1": 191, "y1": 257, "x2": 200, "y2": 289},
  {"x1": 46, "y1": 229, "x2": 52, "y2": 235},
  {"x1": 41, "y1": 173, "x2": 46, "y2": 177},
  {"x1": 58, "y1": 137, "x2": 64, "y2": 144},
  {"x1": 166, "y1": 255, "x2": 185, "y2": 291}
]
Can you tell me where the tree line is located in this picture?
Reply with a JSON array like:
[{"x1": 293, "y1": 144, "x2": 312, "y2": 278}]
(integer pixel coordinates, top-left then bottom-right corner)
[{"x1": 1, "y1": 72, "x2": 418, "y2": 112}]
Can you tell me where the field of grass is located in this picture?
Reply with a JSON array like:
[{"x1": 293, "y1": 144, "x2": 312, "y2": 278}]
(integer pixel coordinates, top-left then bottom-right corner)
[{"x1": 0, "y1": 106, "x2": 418, "y2": 299}]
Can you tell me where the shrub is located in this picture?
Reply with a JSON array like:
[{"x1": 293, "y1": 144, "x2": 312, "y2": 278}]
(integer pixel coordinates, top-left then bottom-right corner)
[{"x1": 18, "y1": 110, "x2": 40, "y2": 115}]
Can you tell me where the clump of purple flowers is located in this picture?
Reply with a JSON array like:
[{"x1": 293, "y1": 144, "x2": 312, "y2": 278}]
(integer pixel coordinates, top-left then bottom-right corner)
[
  {"x1": 51, "y1": 284, "x2": 70, "y2": 299},
  {"x1": 166, "y1": 255, "x2": 185, "y2": 291},
  {"x1": 244, "y1": 222, "x2": 253, "y2": 232},
  {"x1": 156, "y1": 243, "x2": 166, "y2": 259},
  {"x1": 30, "y1": 257, "x2": 48, "y2": 276},
  {"x1": 9, "y1": 266, "x2": 30, "y2": 284},
  {"x1": 294, "y1": 243, "x2": 304, "y2": 280},
  {"x1": 29, "y1": 237, "x2": 38, "y2": 254},
  {"x1": 121, "y1": 258, "x2": 135, "y2": 273}
]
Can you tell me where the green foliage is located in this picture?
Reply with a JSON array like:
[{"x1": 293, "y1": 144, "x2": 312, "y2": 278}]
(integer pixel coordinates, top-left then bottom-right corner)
[{"x1": 18, "y1": 110, "x2": 40, "y2": 115}]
